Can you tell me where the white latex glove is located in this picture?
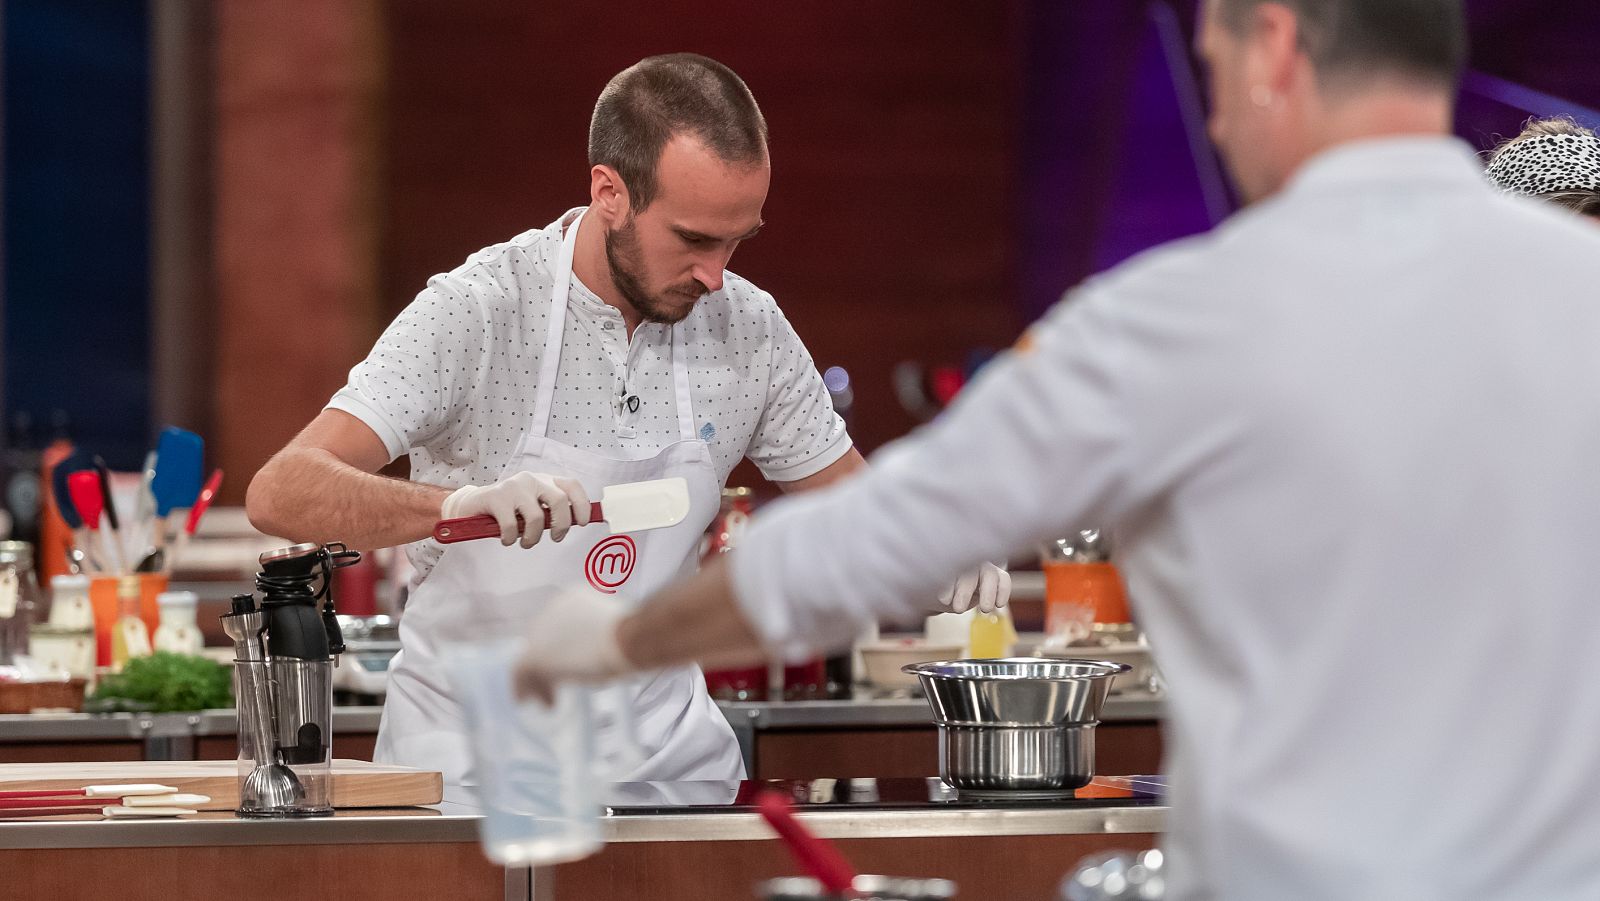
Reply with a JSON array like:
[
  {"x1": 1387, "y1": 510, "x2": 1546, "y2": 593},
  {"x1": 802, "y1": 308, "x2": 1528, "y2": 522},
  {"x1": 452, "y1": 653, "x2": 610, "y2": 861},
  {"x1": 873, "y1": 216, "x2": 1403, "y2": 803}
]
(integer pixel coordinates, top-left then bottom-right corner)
[
  {"x1": 938, "y1": 562, "x2": 1011, "y2": 615},
  {"x1": 441, "y1": 471, "x2": 592, "y2": 548},
  {"x1": 511, "y1": 590, "x2": 631, "y2": 704}
]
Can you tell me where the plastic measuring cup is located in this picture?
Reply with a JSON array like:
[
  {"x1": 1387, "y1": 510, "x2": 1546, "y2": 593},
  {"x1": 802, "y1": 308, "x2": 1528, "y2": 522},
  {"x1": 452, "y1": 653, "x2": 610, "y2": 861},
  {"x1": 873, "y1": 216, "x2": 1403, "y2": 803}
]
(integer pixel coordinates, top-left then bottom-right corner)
[{"x1": 448, "y1": 639, "x2": 641, "y2": 866}]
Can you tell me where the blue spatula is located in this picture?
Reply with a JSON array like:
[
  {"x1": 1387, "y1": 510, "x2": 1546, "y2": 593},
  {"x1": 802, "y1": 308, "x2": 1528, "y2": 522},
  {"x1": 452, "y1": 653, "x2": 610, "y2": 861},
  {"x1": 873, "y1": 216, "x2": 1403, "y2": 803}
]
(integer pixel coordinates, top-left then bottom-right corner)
[{"x1": 140, "y1": 428, "x2": 204, "y2": 572}]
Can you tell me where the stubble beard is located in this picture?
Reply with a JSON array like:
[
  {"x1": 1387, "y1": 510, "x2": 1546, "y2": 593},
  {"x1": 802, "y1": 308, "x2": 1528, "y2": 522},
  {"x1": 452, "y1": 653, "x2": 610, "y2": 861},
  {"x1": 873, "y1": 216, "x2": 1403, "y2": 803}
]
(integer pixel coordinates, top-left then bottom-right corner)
[{"x1": 604, "y1": 219, "x2": 705, "y2": 325}]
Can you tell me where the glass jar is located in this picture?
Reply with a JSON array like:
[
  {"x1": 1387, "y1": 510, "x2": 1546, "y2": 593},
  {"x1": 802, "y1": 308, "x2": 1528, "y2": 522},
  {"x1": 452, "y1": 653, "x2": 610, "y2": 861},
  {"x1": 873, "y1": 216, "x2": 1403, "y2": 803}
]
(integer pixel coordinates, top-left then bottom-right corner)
[
  {"x1": 1040, "y1": 530, "x2": 1131, "y2": 647},
  {"x1": 0, "y1": 541, "x2": 45, "y2": 665}
]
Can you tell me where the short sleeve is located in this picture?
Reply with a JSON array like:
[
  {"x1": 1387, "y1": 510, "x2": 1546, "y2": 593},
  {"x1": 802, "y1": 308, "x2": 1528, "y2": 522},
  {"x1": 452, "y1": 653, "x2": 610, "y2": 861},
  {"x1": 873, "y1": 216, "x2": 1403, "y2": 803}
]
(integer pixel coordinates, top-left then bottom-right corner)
[
  {"x1": 745, "y1": 298, "x2": 852, "y2": 481},
  {"x1": 325, "y1": 280, "x2": 488, "y2": 461}
]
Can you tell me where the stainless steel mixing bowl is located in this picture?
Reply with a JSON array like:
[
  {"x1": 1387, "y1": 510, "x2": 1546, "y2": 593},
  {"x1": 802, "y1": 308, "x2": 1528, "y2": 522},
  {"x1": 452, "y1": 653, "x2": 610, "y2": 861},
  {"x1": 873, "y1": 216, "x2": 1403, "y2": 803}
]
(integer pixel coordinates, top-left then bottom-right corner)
[{"x1": 903, "y1": 658, "x2": 1130, "y2": 796}]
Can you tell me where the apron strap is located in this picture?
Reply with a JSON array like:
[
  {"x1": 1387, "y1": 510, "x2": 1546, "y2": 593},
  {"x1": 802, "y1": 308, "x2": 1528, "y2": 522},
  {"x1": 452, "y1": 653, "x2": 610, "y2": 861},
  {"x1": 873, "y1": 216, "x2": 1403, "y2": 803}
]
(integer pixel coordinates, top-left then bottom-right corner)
[
  {"x1": 670, "y1": 321, "x2": 697, "y2": 442},
  {"x1": 528, "y1": 208, "x2": 584, "y2": 440}
]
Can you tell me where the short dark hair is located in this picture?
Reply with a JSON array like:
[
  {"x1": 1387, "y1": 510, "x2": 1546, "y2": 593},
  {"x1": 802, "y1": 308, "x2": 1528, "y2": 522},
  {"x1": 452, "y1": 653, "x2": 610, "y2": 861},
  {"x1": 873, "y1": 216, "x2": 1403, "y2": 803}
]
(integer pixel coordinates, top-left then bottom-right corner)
[
  {"x1": 588, "y1": 53, "x2": 768, "y2": 211},
  {"x1": 1216, "y1": 0, "x2": 1467, "y2": 90}
]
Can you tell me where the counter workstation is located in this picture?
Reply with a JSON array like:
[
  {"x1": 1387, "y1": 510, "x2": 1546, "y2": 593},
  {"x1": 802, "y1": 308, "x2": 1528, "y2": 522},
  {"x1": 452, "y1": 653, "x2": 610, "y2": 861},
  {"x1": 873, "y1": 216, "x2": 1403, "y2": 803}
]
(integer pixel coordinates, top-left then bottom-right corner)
[
  {"x1": 0, "y1": 778, "x2": 1166, "y2": 900},
  {"x1": 0, "y1": 693, "x2": 1166, "y2": 777}
]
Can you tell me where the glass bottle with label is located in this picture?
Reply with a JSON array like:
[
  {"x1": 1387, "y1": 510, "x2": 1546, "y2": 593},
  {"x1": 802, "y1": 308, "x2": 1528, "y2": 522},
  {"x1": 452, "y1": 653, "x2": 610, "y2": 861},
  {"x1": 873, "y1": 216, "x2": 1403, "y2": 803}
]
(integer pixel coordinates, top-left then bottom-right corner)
[{"x1": 110, "y1": 574, "x2": 152, "y2": 670}]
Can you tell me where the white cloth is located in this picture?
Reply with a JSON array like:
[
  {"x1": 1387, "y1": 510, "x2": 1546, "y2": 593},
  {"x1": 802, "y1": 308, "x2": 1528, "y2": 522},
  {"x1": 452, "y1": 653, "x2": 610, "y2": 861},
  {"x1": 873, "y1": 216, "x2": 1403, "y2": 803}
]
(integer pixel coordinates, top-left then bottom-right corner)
[
  {"x1": 731, "y1": 137, "x2": 1600, "y2": 900},
  {"x1": 375, "y1": 209, "x2": 745, "y2": 785},
  {"x1": 327, "y1": 207, "x2": 851, "y2": 582}
]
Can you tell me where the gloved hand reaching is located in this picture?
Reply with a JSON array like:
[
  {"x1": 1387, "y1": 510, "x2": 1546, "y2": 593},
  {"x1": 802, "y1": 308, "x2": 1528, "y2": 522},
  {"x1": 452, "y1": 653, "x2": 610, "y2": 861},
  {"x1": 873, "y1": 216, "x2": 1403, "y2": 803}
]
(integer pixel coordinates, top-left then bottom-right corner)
[
  {"x1": 512, "y1": 590, "x2": 632, "y2": 703},
  {"x1": 938, "y1": 561, "x2": 1011, "y2": 614},
  {"x1": 441, "y1": 472, "x2": 593, "y2": 548}
]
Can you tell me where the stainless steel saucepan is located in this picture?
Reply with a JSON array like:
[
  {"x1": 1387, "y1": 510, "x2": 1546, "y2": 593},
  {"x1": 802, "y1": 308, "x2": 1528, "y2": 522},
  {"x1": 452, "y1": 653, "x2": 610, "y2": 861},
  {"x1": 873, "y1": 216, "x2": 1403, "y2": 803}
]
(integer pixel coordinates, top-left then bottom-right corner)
[{"x1": 903, "y1": 658, "x2": 1130, "y2": 797}]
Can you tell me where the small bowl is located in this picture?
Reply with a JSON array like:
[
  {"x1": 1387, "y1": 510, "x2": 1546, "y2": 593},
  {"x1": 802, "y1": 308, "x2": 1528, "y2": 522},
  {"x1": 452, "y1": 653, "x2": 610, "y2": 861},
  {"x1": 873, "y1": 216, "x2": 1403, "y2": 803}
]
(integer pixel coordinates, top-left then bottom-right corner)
[{"x1": 858, "y1": 640, "x2": 965, "y2": 691}]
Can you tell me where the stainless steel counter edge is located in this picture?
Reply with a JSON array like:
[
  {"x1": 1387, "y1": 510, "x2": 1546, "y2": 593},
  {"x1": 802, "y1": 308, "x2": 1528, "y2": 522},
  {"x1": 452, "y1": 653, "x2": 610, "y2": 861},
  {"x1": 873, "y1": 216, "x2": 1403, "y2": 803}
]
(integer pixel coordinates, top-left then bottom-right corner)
[
  {"x1": 0, "y1": 801, "x2": 486, "y2": 849},
  {"x1": 0, "y1": 802, "x2": 1167, "y2": 849},
  {"x1": 0, "y1": 695, "x2": 1161, "y2": 744},
  {"x1": 604, "y1": 805, "x2": 1167, "y2": 843}
]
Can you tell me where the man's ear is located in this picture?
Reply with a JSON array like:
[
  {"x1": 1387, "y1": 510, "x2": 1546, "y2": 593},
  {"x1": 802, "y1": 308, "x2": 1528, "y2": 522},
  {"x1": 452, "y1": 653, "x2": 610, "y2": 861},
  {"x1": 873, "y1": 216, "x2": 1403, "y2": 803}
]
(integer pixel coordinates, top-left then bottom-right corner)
[
  {"x1": 1250, "y1": 2, "x2": 1302, "y2": 99},
  {"x1": 589, "y1": 165, "x2": 631, "y2": 224}
]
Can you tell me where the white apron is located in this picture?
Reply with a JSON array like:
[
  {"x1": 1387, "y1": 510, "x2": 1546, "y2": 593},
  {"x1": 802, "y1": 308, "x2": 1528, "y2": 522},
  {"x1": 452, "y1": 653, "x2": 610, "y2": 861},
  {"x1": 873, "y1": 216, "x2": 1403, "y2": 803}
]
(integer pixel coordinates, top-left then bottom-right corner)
[{"x1": 374, "y1": 208, "x2": 745, "y2": 785}]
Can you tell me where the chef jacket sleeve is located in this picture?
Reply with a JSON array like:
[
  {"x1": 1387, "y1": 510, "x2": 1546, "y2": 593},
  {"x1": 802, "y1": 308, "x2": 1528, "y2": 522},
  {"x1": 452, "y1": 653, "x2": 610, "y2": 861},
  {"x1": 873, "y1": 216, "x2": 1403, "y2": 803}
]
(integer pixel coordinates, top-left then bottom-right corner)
[
  {"x1": 729, "y1": 282, "x2": 1134, "y2": 659},
  {"x1": 325, "y1": 280, "x2": 488, "y2": 462},
  {"x1": 744, "y1": 296, "x2": 854, "y2": 482}
]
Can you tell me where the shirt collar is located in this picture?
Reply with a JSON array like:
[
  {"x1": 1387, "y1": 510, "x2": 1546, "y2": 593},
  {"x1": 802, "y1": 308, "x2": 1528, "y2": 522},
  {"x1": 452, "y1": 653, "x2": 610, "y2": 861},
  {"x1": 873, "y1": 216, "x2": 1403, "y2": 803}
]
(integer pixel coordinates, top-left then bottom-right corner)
[
  {"x1": 568, "y1": 271, "x2": 621, "y2": 318},
  {"x1": 1279, "y1": 135, "x2": 1485, "y2": 199}
]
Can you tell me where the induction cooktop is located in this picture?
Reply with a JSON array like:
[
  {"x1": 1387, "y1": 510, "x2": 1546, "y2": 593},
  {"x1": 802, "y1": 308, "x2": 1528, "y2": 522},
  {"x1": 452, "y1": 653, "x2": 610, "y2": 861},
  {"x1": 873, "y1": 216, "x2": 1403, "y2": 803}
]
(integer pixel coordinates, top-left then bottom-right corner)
[{"x1": 602, "y1": 775, "x2": 1165, "y2": 815}]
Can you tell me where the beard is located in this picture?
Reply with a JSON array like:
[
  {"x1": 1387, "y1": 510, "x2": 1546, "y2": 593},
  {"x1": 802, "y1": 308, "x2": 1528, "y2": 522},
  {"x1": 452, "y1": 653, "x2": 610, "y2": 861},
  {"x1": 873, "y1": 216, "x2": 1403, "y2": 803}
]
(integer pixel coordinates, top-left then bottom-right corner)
[{"x1": 604, "y1": 218, "x2": 707, "y2": 325}]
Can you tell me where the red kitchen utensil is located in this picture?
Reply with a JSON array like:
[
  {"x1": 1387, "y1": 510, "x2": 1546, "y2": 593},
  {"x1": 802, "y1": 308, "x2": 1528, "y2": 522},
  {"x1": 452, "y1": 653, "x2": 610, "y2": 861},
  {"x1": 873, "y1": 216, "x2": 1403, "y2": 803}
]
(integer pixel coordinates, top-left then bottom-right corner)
[
  {"x1": 69, "y1": 469, "x2": 127, "y2": 573},
  {"x1": 66, "y1": 471, "x2": 103, "y2": 532},
  {"x1": 0, "y1": 784, "x2": 177, "y2": 800},
  {"x1": 755, "y1": 790, "x2": 858, "y2": 896},
  {"x1": 163, "y1": 469, "x2": 222, "y2": 575},
  {"x1": 0, "y1": 796, "x2": 105, "y2": 810},
  {"x1": 433, "y1": 477, "x2": 690, "y2": 544},
  {"x1": 0, "y1": 805, "x2": 196, "y2": 820}
]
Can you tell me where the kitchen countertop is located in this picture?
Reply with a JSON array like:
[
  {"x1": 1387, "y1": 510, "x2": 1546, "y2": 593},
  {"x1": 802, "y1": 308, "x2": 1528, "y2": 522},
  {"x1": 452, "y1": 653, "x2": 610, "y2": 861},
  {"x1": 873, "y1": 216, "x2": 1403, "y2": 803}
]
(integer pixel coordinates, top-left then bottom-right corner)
[{"x1": 0, "y1": 779, "x2": 1166, "y2": 850}]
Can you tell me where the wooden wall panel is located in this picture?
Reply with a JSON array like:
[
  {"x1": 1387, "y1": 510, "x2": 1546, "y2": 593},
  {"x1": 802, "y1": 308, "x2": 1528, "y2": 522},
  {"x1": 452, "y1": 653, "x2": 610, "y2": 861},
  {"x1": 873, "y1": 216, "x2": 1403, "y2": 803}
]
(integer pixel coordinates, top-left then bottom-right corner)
[
  {"x1": 381, "y1": 1, "x2": 1026, "y2": 454},
  {"x1": 211, "y1": 1, "x2": 384, "y2": 503}
]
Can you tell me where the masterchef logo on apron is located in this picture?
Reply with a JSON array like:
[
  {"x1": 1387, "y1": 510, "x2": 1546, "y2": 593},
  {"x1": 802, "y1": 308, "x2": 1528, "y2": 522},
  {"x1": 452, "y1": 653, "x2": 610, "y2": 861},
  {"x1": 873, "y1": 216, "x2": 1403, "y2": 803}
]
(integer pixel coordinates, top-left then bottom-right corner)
[{"x1": 585, "y1": 535, "x2": 637, "y2": 593}]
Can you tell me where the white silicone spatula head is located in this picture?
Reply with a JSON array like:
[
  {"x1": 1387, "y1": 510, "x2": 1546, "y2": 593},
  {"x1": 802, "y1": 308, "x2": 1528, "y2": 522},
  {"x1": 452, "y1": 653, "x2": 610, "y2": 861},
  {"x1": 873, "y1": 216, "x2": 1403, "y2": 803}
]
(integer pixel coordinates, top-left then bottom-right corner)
[{"x1": 599, "y1": 477, "x2": 691, "y2": 534}]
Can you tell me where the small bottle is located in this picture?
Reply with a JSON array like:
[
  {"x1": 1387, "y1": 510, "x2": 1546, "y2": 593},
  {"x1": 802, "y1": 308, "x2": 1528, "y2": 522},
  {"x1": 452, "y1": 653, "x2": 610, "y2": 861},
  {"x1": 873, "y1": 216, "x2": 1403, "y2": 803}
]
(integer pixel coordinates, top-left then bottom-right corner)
[
  {"x1": 968, "y1": 607, "x2": 1018, "y2": 659},
  {"x1": 110, "y1": 575, "x2": 152, "y2": 670},
  {"x1": 31, "y1": 573, "x2": 96, "y2": 681},
  {"x1": 153, "y1": 590, "x2": 203, "y2": 656},
  {"x1": 47, "y1": 573, "x2": 94, "y2": 629}
]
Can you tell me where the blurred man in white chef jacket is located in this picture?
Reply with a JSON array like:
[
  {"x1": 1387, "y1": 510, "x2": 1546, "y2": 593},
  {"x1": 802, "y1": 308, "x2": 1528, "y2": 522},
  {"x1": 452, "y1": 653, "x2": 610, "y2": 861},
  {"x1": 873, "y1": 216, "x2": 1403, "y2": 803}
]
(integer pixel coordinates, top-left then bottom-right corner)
[{"x1": 514, "y1": 1, "x2": 1600, "y2": 898}]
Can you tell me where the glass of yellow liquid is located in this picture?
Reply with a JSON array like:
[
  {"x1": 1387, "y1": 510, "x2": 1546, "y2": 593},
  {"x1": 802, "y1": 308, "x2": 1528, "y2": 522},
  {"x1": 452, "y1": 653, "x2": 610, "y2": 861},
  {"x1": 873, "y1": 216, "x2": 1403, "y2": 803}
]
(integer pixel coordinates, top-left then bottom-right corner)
[{"x1": 968, "y1": 608, "x2": 1018, "y2": 659}]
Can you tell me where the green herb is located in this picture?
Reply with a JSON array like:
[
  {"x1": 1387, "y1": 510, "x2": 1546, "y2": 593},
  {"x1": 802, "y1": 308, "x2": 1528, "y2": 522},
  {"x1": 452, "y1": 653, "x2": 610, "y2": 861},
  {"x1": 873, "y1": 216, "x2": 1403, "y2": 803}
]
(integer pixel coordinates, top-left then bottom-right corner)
[{"x1": 88, "y1": 652, "x2": 234, "y2": 713}]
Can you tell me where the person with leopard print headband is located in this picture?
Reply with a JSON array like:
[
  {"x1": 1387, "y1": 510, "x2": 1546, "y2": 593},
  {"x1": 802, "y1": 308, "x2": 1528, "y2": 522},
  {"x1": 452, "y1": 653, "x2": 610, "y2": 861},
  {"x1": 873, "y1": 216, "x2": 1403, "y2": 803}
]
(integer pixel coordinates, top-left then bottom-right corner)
[{"x1": 1486, "y1": 117, "x2": 1600, "y2": 219}]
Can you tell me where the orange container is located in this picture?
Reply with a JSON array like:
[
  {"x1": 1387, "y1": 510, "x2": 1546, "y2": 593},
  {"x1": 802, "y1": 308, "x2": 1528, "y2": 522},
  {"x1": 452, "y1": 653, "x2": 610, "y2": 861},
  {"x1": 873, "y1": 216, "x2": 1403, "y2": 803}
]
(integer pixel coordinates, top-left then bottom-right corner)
[
  {"x1": 89, "y1": 573, "x2": 168, "y2": 667},
  {"x1": 1043, "y1": 560, "x2": 1131, "y2": 625}
]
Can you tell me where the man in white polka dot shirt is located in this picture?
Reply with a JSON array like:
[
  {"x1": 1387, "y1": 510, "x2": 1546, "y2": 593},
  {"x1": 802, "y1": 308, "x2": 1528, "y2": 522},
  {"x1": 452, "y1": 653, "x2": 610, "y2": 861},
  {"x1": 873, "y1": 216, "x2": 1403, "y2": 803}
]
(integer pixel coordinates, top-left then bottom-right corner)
[{"x1": 247, "y1": 53, "x2": 1008, "y2": 783}]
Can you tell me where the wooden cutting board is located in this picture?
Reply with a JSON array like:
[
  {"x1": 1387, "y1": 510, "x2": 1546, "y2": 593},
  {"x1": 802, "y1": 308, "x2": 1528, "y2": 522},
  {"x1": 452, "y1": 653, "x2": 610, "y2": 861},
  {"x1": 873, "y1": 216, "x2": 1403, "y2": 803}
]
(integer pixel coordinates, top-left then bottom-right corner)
[{"x1": 0, "y1": 760, "x2": 442, "y2": 811}]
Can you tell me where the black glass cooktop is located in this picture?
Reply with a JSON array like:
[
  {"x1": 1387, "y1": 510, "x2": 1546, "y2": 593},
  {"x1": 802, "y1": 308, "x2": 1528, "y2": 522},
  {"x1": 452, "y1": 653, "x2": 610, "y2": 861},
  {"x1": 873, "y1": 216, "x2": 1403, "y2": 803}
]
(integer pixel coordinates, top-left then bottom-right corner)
[{"x1": 602, "y1": 776, "x2": 1165, "y2": 815}]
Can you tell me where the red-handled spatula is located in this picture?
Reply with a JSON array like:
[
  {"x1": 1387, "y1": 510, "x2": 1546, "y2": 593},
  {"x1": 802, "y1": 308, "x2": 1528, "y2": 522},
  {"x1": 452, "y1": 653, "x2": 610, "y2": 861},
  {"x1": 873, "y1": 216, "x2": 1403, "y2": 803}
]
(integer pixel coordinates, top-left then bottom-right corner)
[
  {"x1": 68, "y1": 470, "x2": 125, "y2": 573},
  {"x1": 433, "y1": 476, "x2": 692, "y2": 544},
  {"x1": 755, "y1": 790, "x2": 859, "y2": 896}
]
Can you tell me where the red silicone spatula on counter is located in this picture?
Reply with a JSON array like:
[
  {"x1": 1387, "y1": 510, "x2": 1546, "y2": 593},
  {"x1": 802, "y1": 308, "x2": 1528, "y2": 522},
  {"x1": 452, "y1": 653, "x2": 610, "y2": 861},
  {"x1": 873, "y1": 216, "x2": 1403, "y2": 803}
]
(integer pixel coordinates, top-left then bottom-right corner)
[
  {"x1": 0, "y1": 784, "x2": 177, "y2": 800},
  {"x1": 433, "y1": 476, "x2": 692, "y2": 544},
  {"x1": 755, "y1": 790, "x2": 859, "y2": 896}
]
